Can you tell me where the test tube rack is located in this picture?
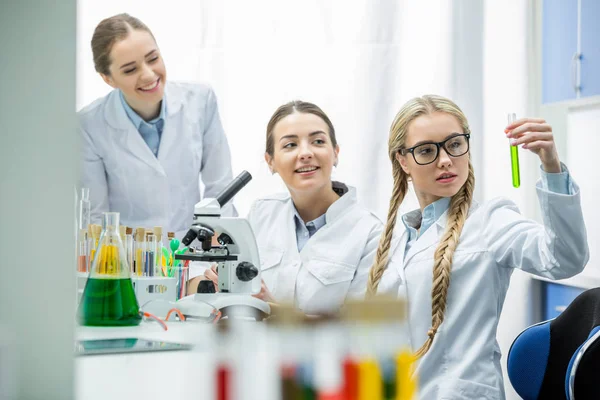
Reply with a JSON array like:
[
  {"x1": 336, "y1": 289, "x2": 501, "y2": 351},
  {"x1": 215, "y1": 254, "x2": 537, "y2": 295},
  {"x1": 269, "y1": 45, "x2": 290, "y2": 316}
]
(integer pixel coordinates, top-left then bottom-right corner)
[{"x1": 76, "y1": 272, "x2": 182, "y2": 308}]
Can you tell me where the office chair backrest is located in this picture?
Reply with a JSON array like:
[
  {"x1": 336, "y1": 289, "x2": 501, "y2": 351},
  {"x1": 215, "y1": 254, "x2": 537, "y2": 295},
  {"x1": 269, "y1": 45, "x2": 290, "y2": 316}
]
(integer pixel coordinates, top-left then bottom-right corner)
[{"x1": 507, "y1": 287, "x2": 600, "y2": 400}]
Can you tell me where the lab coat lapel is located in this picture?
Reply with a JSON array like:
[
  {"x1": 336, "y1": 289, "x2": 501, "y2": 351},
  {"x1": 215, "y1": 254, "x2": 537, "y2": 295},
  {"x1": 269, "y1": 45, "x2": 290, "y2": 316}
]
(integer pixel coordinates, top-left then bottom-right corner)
[
  {"x1": 403, "y1": 211, "x2": 448, "y2": 267},
  {"x1": 157, "y1": 84, "x2": 183, "y2": 165},
  {"x1": 156, "y1": 117, "x2": 176, "y2": 167},
  {"x1": 275, "y1": 199, "x2": 303, "y2": 301},
  {"x1": 104, "y1": 89, "x2": 165, "y2": 176},
  {"x1": 391, "y1": 230, "x2": 409, "y2": 275}
]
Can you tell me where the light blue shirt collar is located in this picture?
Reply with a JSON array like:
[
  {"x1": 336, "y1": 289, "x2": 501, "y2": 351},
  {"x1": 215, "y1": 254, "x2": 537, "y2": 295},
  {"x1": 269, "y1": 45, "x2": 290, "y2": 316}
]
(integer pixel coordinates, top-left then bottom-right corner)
[
  {"x1": 293, "y1": 207, "x2": 327, "y2": 252},
  {"x1": 402, "y1": 197, "x2": 451, "y2": 240},
  {"x1": 119, "y1": 90, "x2": 166, "y2": 130}
]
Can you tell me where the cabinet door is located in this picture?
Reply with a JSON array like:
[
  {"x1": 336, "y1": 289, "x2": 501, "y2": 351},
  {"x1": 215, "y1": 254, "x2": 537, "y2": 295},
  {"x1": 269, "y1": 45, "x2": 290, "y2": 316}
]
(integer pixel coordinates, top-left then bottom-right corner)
[
  {"x1": 542, "y1": 282, "x2": 585, "y2": 320},
  {"x1": 581, "y1": 0, "x2": 600, "y2": 98},
  {"x1": 542, "y1": 0, "x2": 578, "y2": 103}
]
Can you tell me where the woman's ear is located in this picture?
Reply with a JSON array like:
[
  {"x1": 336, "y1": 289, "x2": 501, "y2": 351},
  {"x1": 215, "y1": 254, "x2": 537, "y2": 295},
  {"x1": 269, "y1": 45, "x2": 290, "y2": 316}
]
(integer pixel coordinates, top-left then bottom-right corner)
[
  {"x1": 395, "y1": 151, "x2": 410, "y2": 175},
  {"x1": 100, "y1": 73, "x2": 116, "y2": 89},
  {"x1": 333, "y1": 144, "x2": 340, "y2": 167},
  {"x1": 265, "y1": 153, "x2": 275, "y2": 174}
]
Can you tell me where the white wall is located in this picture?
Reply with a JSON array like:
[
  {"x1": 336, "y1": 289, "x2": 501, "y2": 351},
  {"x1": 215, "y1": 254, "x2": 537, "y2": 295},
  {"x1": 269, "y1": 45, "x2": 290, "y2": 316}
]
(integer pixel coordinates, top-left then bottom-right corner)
[
  {"x1": 76, "y1": 0, "x2": 464, "y2": 220},
  {"x1": 0, "y1": 1, "x2": 76, "y2": 399},
  {"x1": 483, "y1": 1, "x2": 540, "y2": 398}
]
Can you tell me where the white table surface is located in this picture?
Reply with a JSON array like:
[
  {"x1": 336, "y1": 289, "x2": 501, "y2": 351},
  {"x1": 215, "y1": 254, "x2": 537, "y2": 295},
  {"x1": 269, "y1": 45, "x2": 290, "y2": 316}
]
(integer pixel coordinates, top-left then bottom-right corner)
[{"x1": 75, "y1": 321, "x2": 216, "y2": 400}]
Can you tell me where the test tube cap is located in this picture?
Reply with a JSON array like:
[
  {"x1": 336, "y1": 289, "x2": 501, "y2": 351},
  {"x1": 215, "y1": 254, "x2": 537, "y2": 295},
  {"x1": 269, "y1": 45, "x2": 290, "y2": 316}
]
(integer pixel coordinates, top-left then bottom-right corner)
[
  {"x1": 135, "y1": 227, "x2": 145, "y2": 241},
  {"x1": 341, "y1": 295, "x2": 406, "y2": 323}
]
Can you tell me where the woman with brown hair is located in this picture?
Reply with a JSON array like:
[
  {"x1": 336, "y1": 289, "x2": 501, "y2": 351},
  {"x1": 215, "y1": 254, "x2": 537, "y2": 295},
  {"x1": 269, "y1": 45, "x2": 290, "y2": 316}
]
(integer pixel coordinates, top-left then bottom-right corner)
[
  {"x1": 367, "y1": 95, "x2": 588, "y2": 398},
  {"x1": 201, "y1": 100, "x2": 383, "y2": 315},
  {"x1": 79, "y1": 14, "x2": 235, "y2": 235}
]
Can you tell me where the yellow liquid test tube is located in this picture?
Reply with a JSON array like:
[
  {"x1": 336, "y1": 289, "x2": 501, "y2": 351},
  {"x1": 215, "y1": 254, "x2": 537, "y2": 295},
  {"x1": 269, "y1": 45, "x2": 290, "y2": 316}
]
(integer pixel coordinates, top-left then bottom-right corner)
[
  {"x1": 395, "y1": 351, "x2": 417, "y2": 400},
  {"x1": 106, "y1": 244, "x2": 119, "y2": 276},
  {"x1": 358, "y1": 358, "x2": 383, "y2": 400},
  {"x1": 88, "y1": 224, "x2": 101, "y2": 273},
  {"x1": 135, "y1": 248, "x2": 143, "y2": 276},
  {"x1": 508, "y1": 113, "x2": 520, "y2": 188},
  {"x1": 97, "y1": 245, "x2": 106, "y2": 275},
  {"x1": 90, "y1": 248, "x2": 96, "y2": 273}
]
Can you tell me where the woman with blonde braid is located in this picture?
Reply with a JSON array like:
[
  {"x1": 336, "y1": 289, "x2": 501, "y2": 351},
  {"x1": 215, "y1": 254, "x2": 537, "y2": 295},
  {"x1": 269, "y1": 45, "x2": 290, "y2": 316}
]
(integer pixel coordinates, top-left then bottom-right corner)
[{"x1": 367, "y1": 95, "x2": 588, "y2": 399}]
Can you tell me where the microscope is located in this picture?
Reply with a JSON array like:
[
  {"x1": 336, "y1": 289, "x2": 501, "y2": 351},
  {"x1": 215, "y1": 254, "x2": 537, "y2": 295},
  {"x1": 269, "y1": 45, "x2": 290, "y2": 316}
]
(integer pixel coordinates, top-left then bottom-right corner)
[{"x1": 175, "y1": 171, "x2": 270, "y2": 321}]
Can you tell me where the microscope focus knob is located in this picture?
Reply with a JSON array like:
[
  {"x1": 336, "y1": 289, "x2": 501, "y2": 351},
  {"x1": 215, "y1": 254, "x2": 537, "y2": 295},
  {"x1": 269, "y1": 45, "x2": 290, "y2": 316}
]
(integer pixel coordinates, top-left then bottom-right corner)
[
  {"x1": 197, "y1": 280, "x2": 216, "y2": 294},
  {"x1": 236, "y1": 261, "x2": 258, "y2": 282}
]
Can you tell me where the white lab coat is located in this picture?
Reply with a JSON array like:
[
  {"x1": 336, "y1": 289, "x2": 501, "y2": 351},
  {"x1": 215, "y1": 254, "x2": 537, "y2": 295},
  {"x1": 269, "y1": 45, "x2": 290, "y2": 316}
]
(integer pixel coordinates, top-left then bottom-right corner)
[
  {"x1": 248, "y1": 186, "x2": 383, "y2": 314},
  {"x1": 377, "y1": 178, "x2": 589, "y2": 399},
  {"x1": 78, "y1": 82, "x2": 235, "y2": 235}
]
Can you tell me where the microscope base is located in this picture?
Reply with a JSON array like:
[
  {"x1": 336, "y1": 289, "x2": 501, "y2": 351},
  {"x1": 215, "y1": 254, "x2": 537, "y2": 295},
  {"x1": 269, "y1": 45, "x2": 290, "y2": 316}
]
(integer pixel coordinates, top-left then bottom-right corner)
[{"x1": 177, "y1": 293, "x2": 270, "y2": 321}]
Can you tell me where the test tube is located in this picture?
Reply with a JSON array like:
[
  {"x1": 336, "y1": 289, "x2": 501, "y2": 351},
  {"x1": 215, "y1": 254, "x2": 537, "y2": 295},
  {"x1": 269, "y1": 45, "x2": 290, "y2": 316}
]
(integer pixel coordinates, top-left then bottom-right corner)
[
  {"x1": 119, "y1": 225, "x2": 126, "y2": 244},
  {"x1": 125, "y1": 227, "x2": 133, "y2": 275},
  {"x1": 508, "y1": 113, "x2": 520, "y2": 188},
  {"x1": 313, "y1": 322, "x2": 344, "y2": 400},
  {"x1": 93, "y1": 225, "x2": 103, "y2": 272},
  {"x1": 146, "y1": 233, "x2": 156, "y2": 277},
  {"x1": 153, "y1": 226, "x2": 164, "y2": 276},
  {"x1": 78, "y1": 188, "x2": 90, "y2": 230},
  {"x1": 88, "y1": 224, "x2": 101, "y2": 272},
  {"x1": 146, "y1": 233, "x2": 156, "y2": 294},
  {"x1": 77, "y1": 229, "x2": 88, "y2": 273},
  {"x1": 134, "y1": 228, "x2": 145, "y2": 276},
  {"x1": 86, "y1": 224, "x2": 93, "y2": 271},
  {"x1": 167, "y1": 231, "x2": 175, "y2": 268}
]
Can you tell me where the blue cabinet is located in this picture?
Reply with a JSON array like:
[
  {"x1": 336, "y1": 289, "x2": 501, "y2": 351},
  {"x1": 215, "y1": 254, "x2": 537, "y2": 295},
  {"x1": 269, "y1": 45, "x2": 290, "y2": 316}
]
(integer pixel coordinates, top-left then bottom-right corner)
[
  {"x1": 580, "y1": 0, "x2": 600, "y2": 98},
  {"x1": 542, "y1": 0, "x2": 578, "y2": 103},
  {"x1": 542, "y1": 0, "x2": 600, "y2": 103},
  {"x1": 542, "y1": 282, "x2": 585, "y2": 320}
]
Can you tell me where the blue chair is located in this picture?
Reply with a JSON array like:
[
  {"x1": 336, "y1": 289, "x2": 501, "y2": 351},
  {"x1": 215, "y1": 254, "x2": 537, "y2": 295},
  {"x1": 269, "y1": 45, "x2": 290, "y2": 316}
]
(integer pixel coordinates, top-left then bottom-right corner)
[{"x1": 507, "y1": 287, "x2": 600, "y2": 399}]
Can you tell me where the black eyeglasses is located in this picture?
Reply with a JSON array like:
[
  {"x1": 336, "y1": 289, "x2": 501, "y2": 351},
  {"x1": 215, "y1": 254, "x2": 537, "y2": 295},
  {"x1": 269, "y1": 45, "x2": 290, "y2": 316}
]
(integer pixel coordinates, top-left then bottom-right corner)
[{"x1": 399, "y1": 133, "x2": 470, "y2": 165}]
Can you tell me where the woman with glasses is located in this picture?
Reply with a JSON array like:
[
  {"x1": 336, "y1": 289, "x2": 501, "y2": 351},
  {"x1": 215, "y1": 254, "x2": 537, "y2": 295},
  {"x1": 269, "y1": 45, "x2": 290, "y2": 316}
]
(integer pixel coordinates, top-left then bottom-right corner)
[{"x1": 366, "y1": 95, "x2": 588, "y2": 399}]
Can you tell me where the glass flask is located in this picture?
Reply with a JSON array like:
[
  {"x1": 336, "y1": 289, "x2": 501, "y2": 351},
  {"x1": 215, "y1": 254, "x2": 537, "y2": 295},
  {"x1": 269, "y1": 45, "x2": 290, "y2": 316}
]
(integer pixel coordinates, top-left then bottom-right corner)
[{"x1": 77, "y1": 212, "x2": 142, "y2": 326}]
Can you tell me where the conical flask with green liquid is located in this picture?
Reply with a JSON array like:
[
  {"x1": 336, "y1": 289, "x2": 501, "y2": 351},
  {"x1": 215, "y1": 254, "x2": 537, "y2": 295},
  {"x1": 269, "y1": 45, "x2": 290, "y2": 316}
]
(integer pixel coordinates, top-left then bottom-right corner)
[{"x1": 77, "y1": 212, "x2": 141, "y2": 326}]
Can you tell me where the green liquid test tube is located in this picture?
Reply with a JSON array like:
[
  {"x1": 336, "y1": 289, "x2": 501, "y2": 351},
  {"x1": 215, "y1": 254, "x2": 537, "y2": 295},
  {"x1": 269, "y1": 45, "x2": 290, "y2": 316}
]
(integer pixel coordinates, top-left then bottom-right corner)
[{"x1": 508, "y1": 113, "x2": 520, "y2": 188}]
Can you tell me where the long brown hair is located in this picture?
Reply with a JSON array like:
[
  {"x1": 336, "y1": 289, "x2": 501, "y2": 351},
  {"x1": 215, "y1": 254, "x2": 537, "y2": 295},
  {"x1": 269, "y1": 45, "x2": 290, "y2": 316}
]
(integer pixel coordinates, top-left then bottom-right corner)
[
  {"x1": 91, "y1": 13, "x2": 155, "y2": 75},
  {"x1": 367, "y1": 95, "x2": 475, "y2": 359}
]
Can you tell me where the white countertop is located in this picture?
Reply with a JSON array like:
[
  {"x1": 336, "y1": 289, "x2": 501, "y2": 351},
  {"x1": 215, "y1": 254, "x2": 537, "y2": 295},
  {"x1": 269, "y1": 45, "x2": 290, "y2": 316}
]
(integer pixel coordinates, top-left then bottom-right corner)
[{"x1": 75, "y1": 321, "x2": 216, "y2": 400}]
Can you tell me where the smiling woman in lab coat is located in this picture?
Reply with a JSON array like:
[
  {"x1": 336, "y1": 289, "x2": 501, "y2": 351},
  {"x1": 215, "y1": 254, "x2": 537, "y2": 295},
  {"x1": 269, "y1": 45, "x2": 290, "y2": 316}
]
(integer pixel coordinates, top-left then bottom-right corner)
[
  {"x1": 366, "y1": 95, "x2": 589, "y2": 399},
  {"x1": 79, "y1": 14, "x2": 235, "y2": 234},
  {"x1": 203, "y1": 101, "x2": 383, "y2": 314}
]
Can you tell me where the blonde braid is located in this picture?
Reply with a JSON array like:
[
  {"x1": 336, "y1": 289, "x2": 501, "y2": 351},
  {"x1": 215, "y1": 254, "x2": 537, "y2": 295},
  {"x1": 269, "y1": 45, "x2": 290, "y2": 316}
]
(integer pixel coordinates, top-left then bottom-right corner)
[
  {"x1": 366, "y1": 164, "x2": 408, "y2": 297},
  {"x1": 413, "y1": 162, "x2": 475, "y2": 359}
]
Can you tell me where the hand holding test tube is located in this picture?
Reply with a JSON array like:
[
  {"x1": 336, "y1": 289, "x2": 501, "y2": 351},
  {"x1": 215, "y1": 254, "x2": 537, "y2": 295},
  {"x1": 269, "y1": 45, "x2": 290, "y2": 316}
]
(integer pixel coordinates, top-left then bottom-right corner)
[{"x1": 508, "y1": 113, "x2": 520, "y2": 188}]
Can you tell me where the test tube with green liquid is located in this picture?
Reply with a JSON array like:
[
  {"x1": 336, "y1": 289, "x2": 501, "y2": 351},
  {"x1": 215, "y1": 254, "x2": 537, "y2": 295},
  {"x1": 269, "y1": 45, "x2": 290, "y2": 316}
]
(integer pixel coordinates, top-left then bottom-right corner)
[{"x1": 508, "y1": 113, "x2": 520, "y2": 188}]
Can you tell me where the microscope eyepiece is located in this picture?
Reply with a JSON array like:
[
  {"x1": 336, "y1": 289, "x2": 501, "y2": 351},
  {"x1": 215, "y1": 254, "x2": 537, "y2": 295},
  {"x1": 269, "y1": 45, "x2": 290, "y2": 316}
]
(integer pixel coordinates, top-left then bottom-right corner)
[
  {"x1": 181, "y1": 228, "x2": 198, "y2": 247},
  {"x1": 215, "y1": 171, "x2": 252, "y2": 208},
  {"x1": 181, "y1": 225, "x2": 215, "y2": 249}
]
